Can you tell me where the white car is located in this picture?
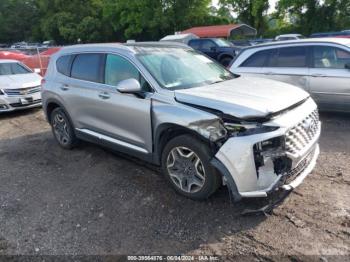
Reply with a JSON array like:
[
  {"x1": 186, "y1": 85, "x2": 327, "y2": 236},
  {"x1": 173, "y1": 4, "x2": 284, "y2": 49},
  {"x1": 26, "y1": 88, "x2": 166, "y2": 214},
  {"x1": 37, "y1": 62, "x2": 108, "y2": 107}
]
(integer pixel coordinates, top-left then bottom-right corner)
[
  {"x1": 275, "y1": 34, "x2": 305, "y2": 41},
  {"x1": 0, "y1": 60, "x2": 42, "y2": 112}
]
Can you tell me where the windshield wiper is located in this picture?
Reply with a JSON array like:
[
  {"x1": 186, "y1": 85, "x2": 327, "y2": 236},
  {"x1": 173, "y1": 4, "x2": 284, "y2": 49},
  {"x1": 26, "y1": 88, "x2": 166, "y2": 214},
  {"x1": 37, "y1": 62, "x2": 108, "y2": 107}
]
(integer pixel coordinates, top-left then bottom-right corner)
[{"x1": 209, "y1": 80, "x2": 224, "y2": 85}]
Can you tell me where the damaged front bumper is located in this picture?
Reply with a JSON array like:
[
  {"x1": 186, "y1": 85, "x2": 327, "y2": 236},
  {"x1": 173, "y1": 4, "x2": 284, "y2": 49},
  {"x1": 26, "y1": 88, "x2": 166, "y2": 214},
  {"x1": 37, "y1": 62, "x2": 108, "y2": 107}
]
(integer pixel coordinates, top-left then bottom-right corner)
[{"x1": 212, "y1": 98, "x2": 321, "y2": 202}]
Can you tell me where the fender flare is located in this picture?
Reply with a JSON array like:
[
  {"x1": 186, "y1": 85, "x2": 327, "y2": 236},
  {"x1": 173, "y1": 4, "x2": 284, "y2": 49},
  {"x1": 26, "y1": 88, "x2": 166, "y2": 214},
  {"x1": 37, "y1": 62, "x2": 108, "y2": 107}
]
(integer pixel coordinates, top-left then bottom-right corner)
[{"x1": 211, "y1": 158, "x2": 242, "y2": 202}]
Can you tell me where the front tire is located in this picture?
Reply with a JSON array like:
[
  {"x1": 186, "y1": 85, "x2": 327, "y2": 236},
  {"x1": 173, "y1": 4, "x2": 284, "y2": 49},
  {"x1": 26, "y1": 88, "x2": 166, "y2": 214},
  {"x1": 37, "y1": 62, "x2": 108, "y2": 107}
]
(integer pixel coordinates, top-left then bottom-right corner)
[
  {"x1": 50, "y1": 108, "x2": 77, "y2": 149},
  {"x1": 161, "y1": 135, "x2": 221, "y2": 200}
]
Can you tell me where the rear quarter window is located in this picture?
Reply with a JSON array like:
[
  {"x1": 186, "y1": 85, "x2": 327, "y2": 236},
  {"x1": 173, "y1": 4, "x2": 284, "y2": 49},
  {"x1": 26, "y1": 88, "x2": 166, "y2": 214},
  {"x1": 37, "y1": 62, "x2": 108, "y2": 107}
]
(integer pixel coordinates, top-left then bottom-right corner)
[
  {"x1": 56, "y1": 55, "x2": 72, "y2": 76},
  {"x1": 240, "y1": 49, "x2": 272, "y2": 67}
]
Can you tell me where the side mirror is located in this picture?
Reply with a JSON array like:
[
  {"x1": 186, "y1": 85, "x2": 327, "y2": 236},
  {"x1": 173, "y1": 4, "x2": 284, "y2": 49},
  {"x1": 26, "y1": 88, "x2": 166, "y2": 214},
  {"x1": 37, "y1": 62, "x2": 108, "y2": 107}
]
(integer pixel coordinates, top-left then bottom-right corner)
[
  {"x1": 345, "y1": 63, "x2": 350, "y2": 70},
  {"x1": 116, "y1": 78, "x2": 142, "y2": 94},
  {"x1": 34, "y1": 68, "x2": 41, "y2": 73},
  {"x1": 210, "y1": 46, "x2": 217, "y2": 52}
]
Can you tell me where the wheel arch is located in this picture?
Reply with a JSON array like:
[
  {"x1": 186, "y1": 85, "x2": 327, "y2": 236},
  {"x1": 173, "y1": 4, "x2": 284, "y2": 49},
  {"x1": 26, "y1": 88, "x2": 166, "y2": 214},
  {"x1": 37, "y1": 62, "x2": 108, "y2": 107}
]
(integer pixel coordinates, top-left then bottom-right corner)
[
  {"x1": 44, "y1": 98, "x2": 73, "y2": 127},
  {"x1": 153, "y1": 123, "x2": 212, "y2": 165}
]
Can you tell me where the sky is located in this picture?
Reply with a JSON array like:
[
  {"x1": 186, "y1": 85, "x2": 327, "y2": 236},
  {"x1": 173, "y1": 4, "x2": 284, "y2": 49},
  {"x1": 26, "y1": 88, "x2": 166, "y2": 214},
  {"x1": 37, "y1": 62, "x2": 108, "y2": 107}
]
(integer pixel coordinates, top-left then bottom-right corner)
[{"x1": 212, "y1": 0, "x2": 279, "y2": 14}]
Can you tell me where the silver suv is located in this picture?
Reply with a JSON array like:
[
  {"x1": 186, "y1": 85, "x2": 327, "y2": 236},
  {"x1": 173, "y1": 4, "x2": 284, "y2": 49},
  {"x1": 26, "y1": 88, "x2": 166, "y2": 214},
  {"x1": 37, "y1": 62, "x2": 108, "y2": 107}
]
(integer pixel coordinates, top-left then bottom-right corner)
[{"x1": 42, "y1": 42, "x2": 321, "y2": 203}]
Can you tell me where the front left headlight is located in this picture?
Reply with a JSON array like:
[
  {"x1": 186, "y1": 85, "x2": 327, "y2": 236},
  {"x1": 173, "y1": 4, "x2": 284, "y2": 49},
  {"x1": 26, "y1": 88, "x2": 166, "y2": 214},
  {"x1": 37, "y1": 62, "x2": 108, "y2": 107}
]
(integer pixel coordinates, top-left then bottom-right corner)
[
  {"x1": 224, "y1": 122, "x2": 279, "y2": 137},
  {"x1": 0, "y1": 89, "x2": 4, "y2": 95}
]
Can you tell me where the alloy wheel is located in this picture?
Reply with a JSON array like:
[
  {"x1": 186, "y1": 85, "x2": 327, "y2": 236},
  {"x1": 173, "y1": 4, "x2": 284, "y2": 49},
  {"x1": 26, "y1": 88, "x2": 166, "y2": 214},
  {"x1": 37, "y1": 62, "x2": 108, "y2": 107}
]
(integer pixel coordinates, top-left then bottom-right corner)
[
  {"x1": 52, "y1": 113, "x2": 70, "y2": 145},
  {"x1": 166, "y1": 146, "x2": 206, "y2": 193}
]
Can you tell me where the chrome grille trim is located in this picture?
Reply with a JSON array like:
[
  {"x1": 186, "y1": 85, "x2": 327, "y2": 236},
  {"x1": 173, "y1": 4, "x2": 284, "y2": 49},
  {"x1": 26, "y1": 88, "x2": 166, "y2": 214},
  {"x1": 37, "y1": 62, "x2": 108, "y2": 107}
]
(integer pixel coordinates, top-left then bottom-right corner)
[
  {"x1": 3, "y1": 86, "x2": 41, "y2": 96},
  {"x1": 285, "y1": 109, "x2": 320, "y2": 155}
]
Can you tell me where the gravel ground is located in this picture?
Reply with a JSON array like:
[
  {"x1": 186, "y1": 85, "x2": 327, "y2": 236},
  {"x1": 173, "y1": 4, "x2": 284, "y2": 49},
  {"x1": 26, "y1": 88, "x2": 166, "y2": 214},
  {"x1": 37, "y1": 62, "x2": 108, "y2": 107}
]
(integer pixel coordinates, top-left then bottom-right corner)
[{"x1": 0, "y1": 108, "x2": 349, "y2": 260}]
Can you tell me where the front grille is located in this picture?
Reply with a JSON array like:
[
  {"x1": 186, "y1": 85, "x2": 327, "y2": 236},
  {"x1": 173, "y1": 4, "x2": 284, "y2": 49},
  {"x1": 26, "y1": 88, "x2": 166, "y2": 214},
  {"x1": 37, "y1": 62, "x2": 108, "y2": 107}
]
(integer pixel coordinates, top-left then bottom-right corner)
[
  {"x1": 3, "y1": 86, "x2": 41, "y2": 96},
  {"x1": 10, "y1": 99, "x2": 41, "y2": 108},
  {"x1": 285, "y1": 109, "x2": 320, "y2": 154},
  {"x1": 285, "y1": 149, "x2": 314, "y2": 183}
]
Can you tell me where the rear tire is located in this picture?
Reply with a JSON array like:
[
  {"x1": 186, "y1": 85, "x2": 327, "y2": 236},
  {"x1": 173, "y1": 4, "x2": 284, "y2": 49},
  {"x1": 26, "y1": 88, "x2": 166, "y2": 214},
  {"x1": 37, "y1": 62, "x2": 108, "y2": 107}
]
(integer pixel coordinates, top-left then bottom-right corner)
[
  {"x1": 161, "y1": 134, "x2": 221, "y2": 200},
  {"x1": 50, "y1": 108, "x2": 77, "y2": 149},
  {"x1": 220, "y1": 56, "x2": 233, "y2": 67}
]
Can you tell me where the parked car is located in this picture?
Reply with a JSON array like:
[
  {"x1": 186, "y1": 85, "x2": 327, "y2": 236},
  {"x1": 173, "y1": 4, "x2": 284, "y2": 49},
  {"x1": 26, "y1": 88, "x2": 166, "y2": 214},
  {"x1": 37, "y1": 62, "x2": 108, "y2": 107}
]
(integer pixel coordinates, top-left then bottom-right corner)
[
  {"x1": 42, "y1": 42, "x2": 320, "y2": 206},
  {"x1": 188, "y1": 38, "x2": 241, "y2": 66},
  {"x1": 230, "y1": 38, "x2": 350, "y2": 112},
  {"x1": 275, "y1": 34, "x2": 305, "y2": 41},
  {"x1": 0, "y1": 60, "x2": 42, "y2": 112},
  {"x1": 311, "y1": 31, "x2": 350, "y2": 38}
]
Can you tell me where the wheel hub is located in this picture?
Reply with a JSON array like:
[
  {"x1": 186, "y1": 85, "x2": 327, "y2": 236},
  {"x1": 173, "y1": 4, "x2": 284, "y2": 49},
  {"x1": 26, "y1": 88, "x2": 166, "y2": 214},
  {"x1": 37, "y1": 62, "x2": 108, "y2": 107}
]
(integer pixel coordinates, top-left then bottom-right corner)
[{"x1": 166, "y1": 146, "x2": 206, "y2": 193}]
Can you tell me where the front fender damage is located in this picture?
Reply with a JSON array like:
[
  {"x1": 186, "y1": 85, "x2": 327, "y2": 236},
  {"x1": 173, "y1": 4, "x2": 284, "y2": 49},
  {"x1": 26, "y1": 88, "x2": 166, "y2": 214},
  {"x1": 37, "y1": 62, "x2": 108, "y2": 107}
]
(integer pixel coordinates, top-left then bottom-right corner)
[{"x1": 152, "y1": 100, "x2": 240, "y2": 199}]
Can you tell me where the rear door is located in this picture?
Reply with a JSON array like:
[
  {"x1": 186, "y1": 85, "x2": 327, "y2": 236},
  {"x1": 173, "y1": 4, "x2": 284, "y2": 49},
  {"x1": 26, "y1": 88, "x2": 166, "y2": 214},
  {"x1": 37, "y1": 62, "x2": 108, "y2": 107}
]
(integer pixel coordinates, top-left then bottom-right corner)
[
  {"x1": 309, "y1": 45, "x2": 350, "y2": 111},
  {"x1": 261, "y1": 46, "x2": 310, "y2": 91},
  {"x1": 56, "y1": 53, "x2": 106, "y2": 129}
]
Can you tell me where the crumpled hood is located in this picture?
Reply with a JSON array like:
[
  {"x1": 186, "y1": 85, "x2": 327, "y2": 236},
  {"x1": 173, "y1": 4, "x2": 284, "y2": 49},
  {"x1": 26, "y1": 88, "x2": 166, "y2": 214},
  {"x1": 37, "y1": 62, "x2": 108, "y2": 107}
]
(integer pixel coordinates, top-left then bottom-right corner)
[
  {"x1": 0, "y1": 73, "x2": 42, "y2": 89},
  {"x1": 175, "y1": 76, "x2": 309, "y2": 119}
]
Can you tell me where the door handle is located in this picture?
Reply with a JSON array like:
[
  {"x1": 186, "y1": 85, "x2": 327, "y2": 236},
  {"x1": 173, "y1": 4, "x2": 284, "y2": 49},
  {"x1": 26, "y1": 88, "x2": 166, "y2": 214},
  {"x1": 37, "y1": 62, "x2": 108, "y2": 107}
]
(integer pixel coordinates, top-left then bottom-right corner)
[
  {"x1": 311, "y1": 73, "x2": 327, "y2": 77},
  {"x1": 60, "y1": 84, "x2": 69, "y2": 91},
  {"x1": 98, "y1": 92, "x2": 110, "y2": 99}
]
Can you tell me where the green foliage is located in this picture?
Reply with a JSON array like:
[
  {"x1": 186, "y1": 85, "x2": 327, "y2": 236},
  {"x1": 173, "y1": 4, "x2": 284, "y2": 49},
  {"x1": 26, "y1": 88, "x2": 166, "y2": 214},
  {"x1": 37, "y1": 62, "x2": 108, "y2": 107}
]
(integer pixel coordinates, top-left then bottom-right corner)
[
  {"x1": 0, "y1": 0, "x2": 40, "y2": 43},
  {"x1": 0, "y1": 0, "x2": 349, "y2": 44},
  {"x1": 219, "y1": 0, "x2": 269, "y2": 35},
  {"x1": 272, "y1": 0, "x2": 350, "y2": 36}
]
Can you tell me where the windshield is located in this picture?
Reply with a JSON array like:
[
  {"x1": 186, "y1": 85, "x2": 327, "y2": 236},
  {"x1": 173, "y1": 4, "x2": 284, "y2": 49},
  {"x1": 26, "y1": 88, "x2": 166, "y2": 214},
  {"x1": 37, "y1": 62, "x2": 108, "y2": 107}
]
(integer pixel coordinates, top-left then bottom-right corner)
[
  {"x1": 214, "y1": 39, "x2": 232, "y2": 47},
  {"x1": 137, "y1": 48, "x2": 235, "y2": 90},
  {"x1": 0, "y1": 63, "x2": 31, "y2": 75}
]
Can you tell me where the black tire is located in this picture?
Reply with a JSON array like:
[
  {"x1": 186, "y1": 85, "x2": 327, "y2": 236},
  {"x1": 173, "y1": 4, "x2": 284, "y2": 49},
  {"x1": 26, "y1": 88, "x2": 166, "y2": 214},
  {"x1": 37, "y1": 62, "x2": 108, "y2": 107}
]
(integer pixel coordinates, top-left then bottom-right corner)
[
  {"x1": 50, "y1": 108, "x2": 78, "y2": 149},
  {"x1": 161, "y1": 134, "x2": 221, "y2": 200},
  {"x1": 220, "y1": 56, "x2": 232, "y2": 67}
]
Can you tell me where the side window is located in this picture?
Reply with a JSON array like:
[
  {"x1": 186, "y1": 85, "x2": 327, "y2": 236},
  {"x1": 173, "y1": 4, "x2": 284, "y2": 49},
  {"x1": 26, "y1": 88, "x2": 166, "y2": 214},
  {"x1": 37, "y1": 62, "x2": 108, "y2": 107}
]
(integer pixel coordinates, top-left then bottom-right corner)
[
  {"x1": 188, "y1": 40, "x2": 200, "y2": 49},
  {"x1": 105, "y1": 54, "x2": 152, "y2": 92},
  {"x1": 56, "y1": 55, "x2": 71, "y2": 76},
  {"x1": 201, "y1": 40, "x2": 216, "y2": 51},
  {"x1": 269, "y1": 46, "x2": 307, "y2": 67},
  {"x1": 71, "y1": 54, "x2": 103, "y2": 82},
  {"x1": 313, "y1": 46, "x2": 350, "y2": 69},
  {"x1": 240, "y1": 50, "x2": 271, "y2": 67}
]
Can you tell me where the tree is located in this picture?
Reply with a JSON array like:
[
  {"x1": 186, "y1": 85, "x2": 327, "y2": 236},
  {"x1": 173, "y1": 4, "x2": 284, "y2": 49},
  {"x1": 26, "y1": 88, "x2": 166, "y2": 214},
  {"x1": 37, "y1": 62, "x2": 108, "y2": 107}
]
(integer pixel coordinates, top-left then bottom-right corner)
[
  {"x1": 219, "y1": 0, "x2": 269, "y2": 35},
  {"x1": 36, "y1": 0, "x2": 113, "y2": 44},
  {"x1": 0, "y1": 0, "x2": 40, "y2": 43},
  {"x1": 102, "y1": 0, "x2": 225, "y2": 41},
  {"x1": 275, "y1": 0, "x2": 350, "y2": 36}
]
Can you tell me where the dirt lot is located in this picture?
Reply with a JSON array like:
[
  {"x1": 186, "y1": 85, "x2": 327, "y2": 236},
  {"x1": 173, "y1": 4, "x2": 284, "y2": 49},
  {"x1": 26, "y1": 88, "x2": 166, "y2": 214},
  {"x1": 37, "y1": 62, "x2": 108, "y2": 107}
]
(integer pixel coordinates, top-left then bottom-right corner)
[{"x1": 0, "y1": 108, "x2": 349, "y2": 259}]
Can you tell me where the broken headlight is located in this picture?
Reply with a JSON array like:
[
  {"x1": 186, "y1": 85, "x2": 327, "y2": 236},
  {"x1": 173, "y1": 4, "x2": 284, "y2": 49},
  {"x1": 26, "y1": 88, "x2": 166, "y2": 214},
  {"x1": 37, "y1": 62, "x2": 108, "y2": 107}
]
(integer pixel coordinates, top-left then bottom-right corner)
[{"x1": 224, "y1": 122, "x2": 279, "y2": 137}]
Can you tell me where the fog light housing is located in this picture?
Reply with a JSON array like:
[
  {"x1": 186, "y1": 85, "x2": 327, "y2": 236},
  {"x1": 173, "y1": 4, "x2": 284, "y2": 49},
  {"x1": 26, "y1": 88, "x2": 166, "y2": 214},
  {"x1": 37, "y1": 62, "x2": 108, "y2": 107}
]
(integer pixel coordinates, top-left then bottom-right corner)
[{"x1": 253, "y1": 136, "x2": 290, "y2": 177}]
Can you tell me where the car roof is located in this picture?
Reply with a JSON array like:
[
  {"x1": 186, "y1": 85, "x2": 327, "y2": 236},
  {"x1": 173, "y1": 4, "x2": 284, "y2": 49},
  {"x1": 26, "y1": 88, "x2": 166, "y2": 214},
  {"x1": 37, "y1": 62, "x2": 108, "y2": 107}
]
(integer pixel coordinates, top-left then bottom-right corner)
[
  {"x1": 277, "y1": 34, "x2": 302, "y2": 37},
  {"x1": 243, "y1": 38, "x2": 350, "y2": 50},
  {"x1": 0, "y1": 59, "x2": 20, "y2": 63},
  {"x1": 58, "y1": 42, "x2": 191, "y2": 56}
]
